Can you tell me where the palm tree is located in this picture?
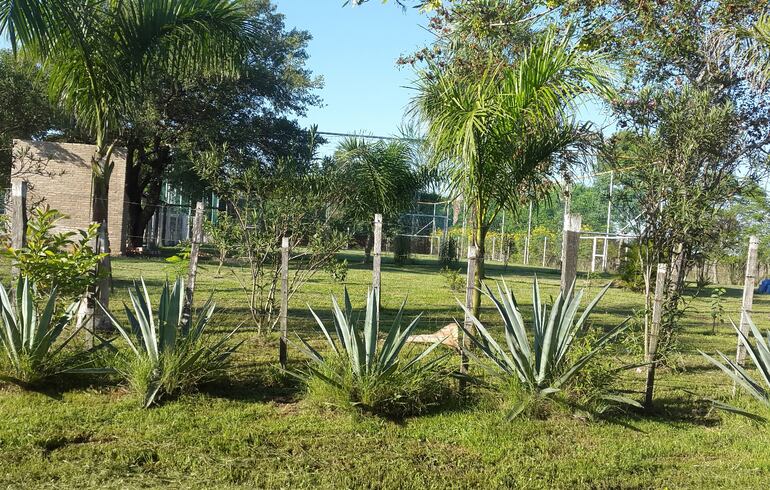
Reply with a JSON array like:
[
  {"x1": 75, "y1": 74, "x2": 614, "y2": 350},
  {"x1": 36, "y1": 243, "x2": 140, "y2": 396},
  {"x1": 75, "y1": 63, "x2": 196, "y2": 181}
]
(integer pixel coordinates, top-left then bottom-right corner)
[
  {"x1": 333, "y1": 137, "x2": 421, "y2": 261},
  {"x1": 711, "y1": 13, "x2": 770, "y2": 90},
  {"x1": 411, "y1": 29, "x2": 613, "y2": 315},
  {"x1": 739, "y1": 14, "x2": 770, "y2": 89},
  {"x1": 1, "y1": 0, "x2": 252, "y2": 318}
]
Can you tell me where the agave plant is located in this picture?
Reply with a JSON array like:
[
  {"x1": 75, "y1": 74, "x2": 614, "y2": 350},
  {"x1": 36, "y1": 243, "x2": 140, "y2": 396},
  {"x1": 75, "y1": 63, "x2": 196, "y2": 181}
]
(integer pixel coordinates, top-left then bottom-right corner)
[
  {"x1": 0, "y1": 276, "x2": 98, "y2": 385},
  {"x1": 700, "y1": 315, "x2": 770, "y2": 419},
  {"x1": 99, "y1": 277, "x2": 241, "y2": 408},
  {"x1": 295, "y1": 288, "x2": 449, "y2": 416},
  {"x1": 460, "y1": 278, "x2": 636, "y2": 418}
]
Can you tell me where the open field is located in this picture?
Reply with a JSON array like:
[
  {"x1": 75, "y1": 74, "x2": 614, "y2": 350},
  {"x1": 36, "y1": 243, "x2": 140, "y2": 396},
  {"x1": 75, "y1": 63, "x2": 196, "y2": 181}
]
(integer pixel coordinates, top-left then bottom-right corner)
[{"x1": 2, "y1": 252, "x2": 770, "y2": 488}]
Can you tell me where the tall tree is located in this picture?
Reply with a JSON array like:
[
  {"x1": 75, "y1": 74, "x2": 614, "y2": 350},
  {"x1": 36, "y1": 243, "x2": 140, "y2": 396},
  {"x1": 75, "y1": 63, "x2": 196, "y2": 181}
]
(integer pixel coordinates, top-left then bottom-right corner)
[
  {"x1": 412, "y1": 27, "x2": 613, "y2": 314},
  {"x1": 0, "y1": 0, "x2": 253, "y2": 318},
  {"x1": 121, "y1": 0, "x2": 320, "y2": 248}
]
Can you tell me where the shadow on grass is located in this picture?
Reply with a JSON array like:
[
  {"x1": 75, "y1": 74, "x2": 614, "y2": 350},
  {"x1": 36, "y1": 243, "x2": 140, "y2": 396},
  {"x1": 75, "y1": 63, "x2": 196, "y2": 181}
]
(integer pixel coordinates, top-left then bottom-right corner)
[
  {"x1": 617, "y1": 395, "x2": 720, "y2": 429},
  {"x1": 198, "y1": 360, "x2": 305, "y2": 404},
  {"x1": 0, "y1": 371, "x2": 123, "y2": 401}
]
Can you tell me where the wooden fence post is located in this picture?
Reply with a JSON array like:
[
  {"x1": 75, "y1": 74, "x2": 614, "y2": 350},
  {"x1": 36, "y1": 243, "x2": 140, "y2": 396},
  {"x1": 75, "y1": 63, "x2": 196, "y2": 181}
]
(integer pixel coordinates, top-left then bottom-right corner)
[
  {"x1": 183, "y1": 202, "x2": 205, "y2": 325},
  {"x1": 10, "y1": 180, "x2": 28, "y2": 279},
  {"x1": 560, "y1": 213, "x2": 582, "y2": 295},
  {"x1": 279, "y1": 236, "x2": 290, "y2": 369},
  {"x1": 645, "y1": 263, "x2": 667, "y2": 408},
  {"x1": 736, "y1": 235, "x2": 759, "y2": 366},
  {"x1": 542, "y1": 236, "x2": 548, "y2": 268},
  {"x1": 461, "y1": 245, "x2": 478, "y2": 389},
  {"x1": 372, "y1": 214, "x2": 382, "y2": 305}
]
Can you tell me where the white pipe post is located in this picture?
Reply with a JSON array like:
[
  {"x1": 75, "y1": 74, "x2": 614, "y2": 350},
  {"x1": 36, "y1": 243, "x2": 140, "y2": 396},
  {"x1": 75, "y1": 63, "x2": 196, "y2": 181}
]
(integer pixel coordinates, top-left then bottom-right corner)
[{"x1": 602, "y1": 170, "x2": 614, "y2": 272}]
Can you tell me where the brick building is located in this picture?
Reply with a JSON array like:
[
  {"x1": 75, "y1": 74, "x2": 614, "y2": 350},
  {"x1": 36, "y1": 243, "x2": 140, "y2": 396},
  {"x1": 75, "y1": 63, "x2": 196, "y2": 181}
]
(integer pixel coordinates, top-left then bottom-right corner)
[{"x1": 11, "y1": 140, "x2": 129, "y2": 255}]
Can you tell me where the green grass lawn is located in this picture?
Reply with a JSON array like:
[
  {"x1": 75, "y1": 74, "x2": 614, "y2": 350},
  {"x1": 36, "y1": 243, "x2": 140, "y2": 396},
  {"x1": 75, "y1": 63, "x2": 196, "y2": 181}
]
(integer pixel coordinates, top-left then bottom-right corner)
[{"x1": 2, "y1": 252, "x2": 770, "y2": 488}]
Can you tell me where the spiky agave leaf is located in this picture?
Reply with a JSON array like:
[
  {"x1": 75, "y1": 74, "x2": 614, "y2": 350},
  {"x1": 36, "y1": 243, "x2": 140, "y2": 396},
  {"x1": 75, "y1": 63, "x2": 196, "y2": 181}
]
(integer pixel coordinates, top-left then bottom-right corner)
[
  {"x1": 461, "y1": 278, "x2": 632, "y2": 409},
  {"x1": 700, "y1": 316, "x2": 770, "y2": 418},
  {"x1": 100, "y1": 276, "x2": 240, "y2": 407},
  {"x1": 0, "y1": 276, "x2": 96, "y2": 383},
  {"x1": 295, "y1": 288, "x2": 447, "y2": 415}
]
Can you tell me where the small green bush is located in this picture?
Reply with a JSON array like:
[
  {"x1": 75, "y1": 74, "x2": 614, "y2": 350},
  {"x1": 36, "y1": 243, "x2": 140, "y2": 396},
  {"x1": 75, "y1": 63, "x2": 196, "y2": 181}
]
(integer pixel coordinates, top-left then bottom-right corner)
[
  {"x1": 440, "y1": 266, "x2": 464, "y2": 292},
  {"x1": 304, "y1": 351, "x2": 450, "y2": 417},
  {"x1": 4, "y1": 206, "x2": 106, "y2": 301},
  {"x1": 325, "y1": 258, "x2": 349, "y2": 283}
]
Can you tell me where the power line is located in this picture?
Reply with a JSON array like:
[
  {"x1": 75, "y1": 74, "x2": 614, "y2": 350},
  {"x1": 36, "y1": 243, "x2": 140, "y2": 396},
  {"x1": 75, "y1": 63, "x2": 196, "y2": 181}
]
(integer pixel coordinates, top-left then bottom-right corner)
[{"x1": 316, "y1": 131, "x2": 422, "y2": 143}]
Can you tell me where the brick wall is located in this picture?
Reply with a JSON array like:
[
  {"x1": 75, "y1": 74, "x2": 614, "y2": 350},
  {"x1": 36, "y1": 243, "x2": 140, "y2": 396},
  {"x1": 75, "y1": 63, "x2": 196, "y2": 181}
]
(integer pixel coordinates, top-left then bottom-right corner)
[{"x1": 11, "y1": 140, "x2": 129, "y2": 255}]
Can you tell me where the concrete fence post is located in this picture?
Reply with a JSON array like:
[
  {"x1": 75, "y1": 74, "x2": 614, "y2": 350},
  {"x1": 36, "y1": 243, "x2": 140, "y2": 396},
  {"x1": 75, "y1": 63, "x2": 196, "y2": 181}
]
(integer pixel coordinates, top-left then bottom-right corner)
[
  {"x1": 183, "y1": 202, "x2": 205, "y2": 326},
  {"x1": 372, "y1": 213, "x2": 382, "y2": 306},
  {"x1": 560, "y1": 213, "x2": 582, "y2": 296},
  {"x1": 461, "y1": 245, "x2": 478, "y2": 389},
  {"x1": 736, "y1": 236, "x2": 759, "y2": 366},
  {"x1": 10, "y1": 180, "x2": 28, "y2": 279},
  {"x1": 279, "y1": 236, "x2": 290, "y2": 369},
  {"x1": 645, "y1": 263, "x2": 667, "y2": 408}
]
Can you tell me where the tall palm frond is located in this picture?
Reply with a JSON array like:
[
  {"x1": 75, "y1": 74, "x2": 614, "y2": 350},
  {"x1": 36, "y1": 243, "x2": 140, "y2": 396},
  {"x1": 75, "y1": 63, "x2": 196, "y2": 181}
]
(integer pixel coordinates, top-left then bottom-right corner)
[
  {"x1": 2, "y1": 0, "x2": 253, "y2": 145},
  {"x1": 709, "y1": 13, "x2": 770, "y2": 91},
  {"x1": 411, "y1": 28, "x2": 614, "y2": 214},
  {"x1": 334, "y1": 136, "x2": 420, "y2": 219}
]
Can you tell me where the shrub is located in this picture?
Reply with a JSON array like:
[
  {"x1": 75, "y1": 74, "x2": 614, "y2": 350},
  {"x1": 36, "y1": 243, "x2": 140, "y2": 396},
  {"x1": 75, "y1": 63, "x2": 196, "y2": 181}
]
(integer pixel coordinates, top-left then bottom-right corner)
[
  {"x1": 460, "y1": 278, "x2": 638, "y2": 419},
  {"x1": 4, "y1": 206, "x2": 106, "y2": 301},
  {"x1": 617, "y1": 241, "x2": 645, "y2": 291},
  {"x1": 392, "y1": 235, "x2": 412, "y2": 265},
  {"x1": 324, "y1": 258, "x2": 349, "y2": 283},
  {"x1": 204, "y1": 212, "x2": 241, "y2": 275},
  {"x1": 440, "y1": 266, "x2": 464, "y2": 292},
  {"x1": 700, "y1": 315, "x2": 770, "y2": 419},
  {"x1": 99, "y1": 277, "x2": 242, "y2": 407},
  {"x1": 0, "y1": 277, "x2": 102, "y2": 385},
  {"x1": 295, "y1": 288, "x2": 450, "y2": 417},
  {"x1": 439, "y1": 236, "x2": 459, "y2": 267},
  {"x1": 709, "y1": 287, "x2": 726, "y2": 335}
]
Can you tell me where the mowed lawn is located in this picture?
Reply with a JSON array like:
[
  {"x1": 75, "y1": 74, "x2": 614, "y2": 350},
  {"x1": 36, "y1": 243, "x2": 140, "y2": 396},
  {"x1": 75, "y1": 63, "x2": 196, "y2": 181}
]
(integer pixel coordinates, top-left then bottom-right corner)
[{"x1": 2, "y1": 251, "x2": 770, "y2": 488}]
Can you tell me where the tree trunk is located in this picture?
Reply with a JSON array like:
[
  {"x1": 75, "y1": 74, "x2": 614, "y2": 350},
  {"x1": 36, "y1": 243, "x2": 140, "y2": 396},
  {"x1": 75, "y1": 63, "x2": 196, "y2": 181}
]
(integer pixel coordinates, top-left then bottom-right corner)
[
  {"x1": 90, "y1": 143, "x2": 114, "y2": 330},
  {"x1": 364, "y1": 231, "x2": 373, "y2": 263},
  {"x1": 124, "y1": 138, "x2": 170, "y2": 249},
  {"x1": 471, "y1": 215, "x2": 488, "y2": 319}
]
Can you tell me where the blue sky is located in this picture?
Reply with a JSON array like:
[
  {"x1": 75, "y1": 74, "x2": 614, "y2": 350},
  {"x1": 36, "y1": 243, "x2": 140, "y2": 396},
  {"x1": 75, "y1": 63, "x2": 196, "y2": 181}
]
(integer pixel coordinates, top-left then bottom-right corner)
[
  {"x1": 274, "y1": 1, "x2": 614, "y2": 151},
  {"x1": 273, "y1": 1, "x2": 434, "y2": 144}
]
